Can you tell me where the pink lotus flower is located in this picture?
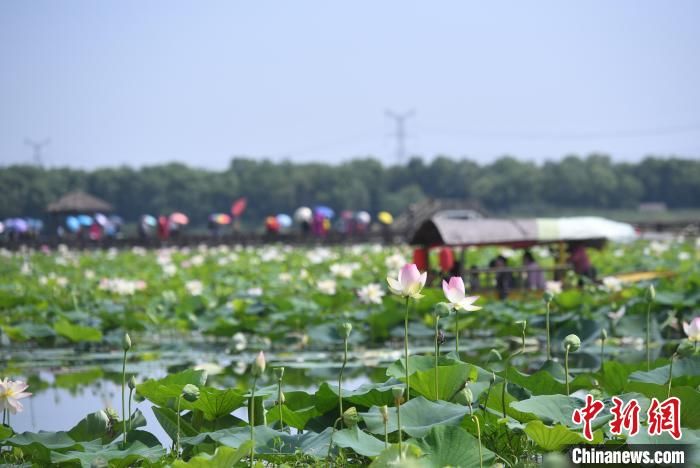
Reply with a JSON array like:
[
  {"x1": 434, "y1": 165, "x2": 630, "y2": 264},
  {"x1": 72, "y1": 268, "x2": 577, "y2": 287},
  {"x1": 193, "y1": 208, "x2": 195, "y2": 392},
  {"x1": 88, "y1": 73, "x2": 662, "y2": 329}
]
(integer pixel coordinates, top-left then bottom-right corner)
[
  {"x1": 387, "y1": 264, "x2": 427, "y2": 299},
  {"x1": 442, "y1": 277, "x2": 481, "y2": 311},
  {"x1": 0, "y1": 378, "x2": 31, "y2": 414},
  {"x1": 683, "y1": 317, "x2": 700, "y2": 342}
]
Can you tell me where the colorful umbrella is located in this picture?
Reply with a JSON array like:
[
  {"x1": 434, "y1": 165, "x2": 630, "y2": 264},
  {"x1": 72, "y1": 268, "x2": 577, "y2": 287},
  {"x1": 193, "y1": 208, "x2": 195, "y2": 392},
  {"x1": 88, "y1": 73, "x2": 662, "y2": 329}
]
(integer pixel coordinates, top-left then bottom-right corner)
[
  {"x1": 211, "y1": 213, "x2": 232, "y2": 225},
  {"x1": 356, "y1": 211, "x2": 371, "y2": 224},
  {"x1": 378, "y1": 211, "x2": 393, "y2": 225},
  {"x1": 94, "y1": 213, "x2": 108, "y2": 226},
  {"x1": 314, "y1": 206, "x2": 335, "y2": 219},
  {"x1": 170, "y1": 212, "x2": 189, "y2": 225},
  {"x1": 294, "y1": 206, "x2": 312, "y2": 223},
  {"x1": 78, "y1": 215, "x2": 93, "y2": 226},
  {"x1": 66, "y1": 216, "x2": 80, "y2": 232},
  {"x1": 231, "y1": 198, "x2": 247, "y2": 217},
  {"x1": 141, "y1": 215, "x2": 157, "y2": 227},
  {"x1": 276, "y1": 213, "x2": 292, "y2": 228}
]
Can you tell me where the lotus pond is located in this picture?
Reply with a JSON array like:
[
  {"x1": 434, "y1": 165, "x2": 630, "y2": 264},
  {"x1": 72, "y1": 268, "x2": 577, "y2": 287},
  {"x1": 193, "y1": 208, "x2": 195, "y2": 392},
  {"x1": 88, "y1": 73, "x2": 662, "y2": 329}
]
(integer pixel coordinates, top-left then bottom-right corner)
[{"x1": 1, "y1": 240, "x2": 699, "y2": 467}]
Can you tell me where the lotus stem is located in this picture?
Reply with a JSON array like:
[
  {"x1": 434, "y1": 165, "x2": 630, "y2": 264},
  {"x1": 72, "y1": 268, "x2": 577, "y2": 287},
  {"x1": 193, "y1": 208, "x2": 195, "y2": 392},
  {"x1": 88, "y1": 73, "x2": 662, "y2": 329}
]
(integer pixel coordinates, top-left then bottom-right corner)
[
  {"x1": 175, "y1": 395, "x2": 182, "y2": 458},
  {"x1": 277, "y1": 376, "x2": 284, "y2": 431},
  {"x1": 121, "y1": 349, "x2": 127, "y2": 447},
  {"x1": 646, "y1": 301, "x2": 652, "y2": 371},
  {"x1": 545, "y1": 300, "x2": 552, "y2": 360},
  {"x1": 327, "y1": 417, "x2": 342, "y2": 461},
  {"x1": 339, "y1": 334, "x2": 348, "y2": 423},
  {"x1": 667, "y1": 353, "x2": 677, "y2": 399},
  {"x1": 434, "y1": 316, "x2": 440, "y2": 400},
  {"x1": 454, "y1": 316, "x2": 460, "y2": 354},
  {"x1": 472, "y1": 415, "x2": 483, "y2": 468},
  {"x1": 396, "y1": 396, "x2": 403, "y2": 458},
  {"x1": 404, "y1": 297, "x2": 410, "y2": 401},
  {"x1": 250, "y1": 376, "x2": 257, "y2": 468},
  {"x1": 128, "y1": 387, "x2": 133, "y2": 431},
  {"x1": 565, "y1": 346, "x2": 570, "y2": 396}
]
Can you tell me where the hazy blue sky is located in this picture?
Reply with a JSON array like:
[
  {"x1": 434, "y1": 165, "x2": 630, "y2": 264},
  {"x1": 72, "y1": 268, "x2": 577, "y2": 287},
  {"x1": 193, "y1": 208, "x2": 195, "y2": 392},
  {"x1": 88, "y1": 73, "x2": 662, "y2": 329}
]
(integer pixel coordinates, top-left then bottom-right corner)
[{"x1": 1, "y1": 1, "x2": 699, "y2": 169}]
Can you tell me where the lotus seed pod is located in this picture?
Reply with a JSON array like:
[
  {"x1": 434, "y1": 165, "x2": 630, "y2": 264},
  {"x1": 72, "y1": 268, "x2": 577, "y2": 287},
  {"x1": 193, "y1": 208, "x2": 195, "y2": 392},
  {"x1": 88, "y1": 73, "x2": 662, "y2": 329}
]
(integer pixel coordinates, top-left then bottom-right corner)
[
  {"x1": 342, "y1": 322, "x2": 352, "y2": 339},
  {"x1": 342, "y1": 406, "x2": 360, "y2": 427},
  {"x1": 543, "y1": 291, "x2": 554, "y2": 302},
  {"x1": 252, "y1": 351, "x2": 266, "y2": 377},
  {"x1": 563, "y1": 334, "x2": 581, "y2": 352},
  {"x1": 122, "y1": 333, "x2": 132, "y2": 351},
  {"x1": 182, "y1": 384, "x2": 200, "y2": 402},
  {"x1": 434, "y1": 302, "x2": 451, "y2": 318},
  {"x1": 128, "y1": 376, "x2": 137, "y2": 390},
  {"x1": 646, "y1": 284, "x2": 656, "y2": 302},
  {"x1": 274, "y1": 366, "x2": 285, "y2": 380},
  {"x1": 379, "y1": 405, "x2": 389, "y2": 422},
  {"x1": 392, "y1": 386, "x2": 404, "y2": 402}
]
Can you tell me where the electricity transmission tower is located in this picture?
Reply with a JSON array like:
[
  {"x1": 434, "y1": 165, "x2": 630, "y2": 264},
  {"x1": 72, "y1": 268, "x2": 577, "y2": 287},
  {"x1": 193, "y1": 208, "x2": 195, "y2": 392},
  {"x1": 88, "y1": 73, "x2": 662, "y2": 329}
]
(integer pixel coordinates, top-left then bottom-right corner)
[
  {"x1": 25, "y1": 138, "x2": 50, "y2": 166},
  {"x1": 385, "y1": 109, "x2": 414, "y2": 163}
]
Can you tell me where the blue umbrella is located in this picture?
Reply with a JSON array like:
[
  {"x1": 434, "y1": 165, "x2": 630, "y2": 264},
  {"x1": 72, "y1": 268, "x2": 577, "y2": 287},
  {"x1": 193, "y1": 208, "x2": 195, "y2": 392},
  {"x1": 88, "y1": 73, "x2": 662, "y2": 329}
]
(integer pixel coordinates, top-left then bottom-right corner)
[
  {"x1": 78, "y1": 215, "x2": 93, "y2": 226},
  {"x1": 13, "y1": 218, "x2": 28, "y2": 233},
  {"x1": 314, "y1": 206, "x2": 335, "y2": 219},
  {"x1": 276, "y1": 213, "x2": 293, "y2": 228},
  {"x1": 66, "y1": 216, "x2": 80, "y2": 232},
  {"x1": 142, "y1": 215, "x2": 157, "y2": 227}
]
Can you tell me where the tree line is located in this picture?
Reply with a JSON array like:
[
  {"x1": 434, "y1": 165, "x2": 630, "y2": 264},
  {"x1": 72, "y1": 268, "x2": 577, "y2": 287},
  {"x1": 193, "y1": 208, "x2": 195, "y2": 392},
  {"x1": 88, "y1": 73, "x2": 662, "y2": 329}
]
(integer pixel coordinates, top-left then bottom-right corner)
[{"x1": 1, "y1": 154, "x2": 699, "y2": 226}]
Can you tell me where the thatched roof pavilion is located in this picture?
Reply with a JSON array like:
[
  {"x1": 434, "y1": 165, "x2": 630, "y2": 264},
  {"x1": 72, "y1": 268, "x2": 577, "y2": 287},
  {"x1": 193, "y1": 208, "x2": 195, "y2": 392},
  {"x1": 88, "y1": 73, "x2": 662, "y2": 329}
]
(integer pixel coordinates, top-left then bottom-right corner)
[{"x1": 46, "y1": 191, "x2": 113, "y2": 214}]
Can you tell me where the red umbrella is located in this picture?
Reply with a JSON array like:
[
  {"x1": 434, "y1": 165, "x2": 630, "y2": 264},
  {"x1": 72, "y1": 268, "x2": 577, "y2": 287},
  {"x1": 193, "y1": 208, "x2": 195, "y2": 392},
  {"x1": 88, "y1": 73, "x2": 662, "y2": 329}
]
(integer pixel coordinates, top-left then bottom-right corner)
[{"x1": 231, "y1": 198, "x2": 247, "y2": 217}]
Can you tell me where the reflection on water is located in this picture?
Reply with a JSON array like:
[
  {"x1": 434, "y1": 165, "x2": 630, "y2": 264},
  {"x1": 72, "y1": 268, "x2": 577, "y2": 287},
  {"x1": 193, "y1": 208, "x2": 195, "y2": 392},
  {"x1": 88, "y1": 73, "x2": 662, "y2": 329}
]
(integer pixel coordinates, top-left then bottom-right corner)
[{"x1": 3, "y1": 334, "x2": 655, "y2": 444}]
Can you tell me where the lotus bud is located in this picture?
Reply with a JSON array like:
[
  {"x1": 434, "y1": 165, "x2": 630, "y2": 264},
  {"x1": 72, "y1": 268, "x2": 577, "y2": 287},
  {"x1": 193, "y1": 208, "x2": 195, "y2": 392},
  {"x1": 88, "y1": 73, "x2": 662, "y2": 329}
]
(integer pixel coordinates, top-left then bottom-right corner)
[
  {"x1": 93, "y1": 409, "x2": 110, "y2": 431},
  {"x1": 461, "y1": 386, "x2": 473, "y2": 406},
  {"x1": 279, "y1": 391, "x2": 286, "y2": 405},
  {"x1": 105, "y1": 407, "x2": 119, "y2": 421},
  {"x1": 379, "y1": 405, "x2": 389, "y2": 423},
  {"x1": 182, "y1": 384, "x2": 200, "y2": 402},
  {"x1": 128, "y1": 376, "x2": 137, "y2": 390},
  {"x1": 491, "y1": 372, "x2": 497, "y2": 384},
  {"x1": 646, "y1": 284, "x2": 656, "y2": 302},
  {"x1": 392, "y1": 386, "x2": 404, "y2": 404},
  {"x1": 122, "y1": 333, "x2": 132, "y2": 351},
  {"x1": 543, "y1": 291, "x2": 554, "y2": 302},
  {"x1": 563, "y1": 334, "x2": 581, "y2": 353},
  {"x1": 601, "y1": 328, "x2": 607, "y2": 341},
  {"x1": 252, "y1": 351, "x2": 266, "y2": 377},
  {"x1": 274, "y1": 366, "x2": 285, "y2": 380},
  {"x1": 342, "y1": 406, "x2": 360, "y2": 428},
  {"x1": 341, "y1": 322, "x2": 352, "y2": 339},
  {"x1": 434, "y1": 302, "x2": 451, "y2": 318}
]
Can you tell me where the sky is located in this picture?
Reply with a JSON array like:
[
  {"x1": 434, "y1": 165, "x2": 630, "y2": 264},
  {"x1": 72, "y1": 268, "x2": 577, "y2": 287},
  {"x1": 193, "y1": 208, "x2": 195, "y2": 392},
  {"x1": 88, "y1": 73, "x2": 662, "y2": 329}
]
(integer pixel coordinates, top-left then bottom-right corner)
[{"x1": 1, "y1": 1, "x2": 699, "y2": 169}]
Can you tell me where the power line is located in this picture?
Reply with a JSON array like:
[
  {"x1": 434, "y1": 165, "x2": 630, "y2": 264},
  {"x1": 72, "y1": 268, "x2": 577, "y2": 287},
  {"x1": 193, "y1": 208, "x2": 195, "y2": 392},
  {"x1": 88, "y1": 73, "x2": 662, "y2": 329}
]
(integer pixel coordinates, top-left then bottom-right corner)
[
  {"x1": 418, "y1": 123, "x2": 700, "y2": 142},
  {"x1": 24, "y1": 138, "x2": 50, "y2": 166},
  {"x1": 385, "y1": 109, "x2": 415, "y2": 163}
]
